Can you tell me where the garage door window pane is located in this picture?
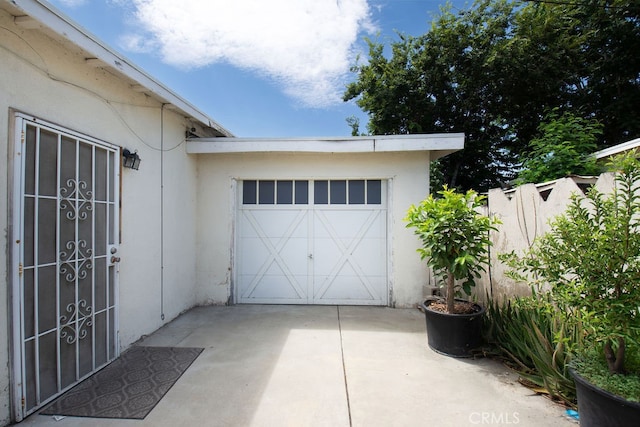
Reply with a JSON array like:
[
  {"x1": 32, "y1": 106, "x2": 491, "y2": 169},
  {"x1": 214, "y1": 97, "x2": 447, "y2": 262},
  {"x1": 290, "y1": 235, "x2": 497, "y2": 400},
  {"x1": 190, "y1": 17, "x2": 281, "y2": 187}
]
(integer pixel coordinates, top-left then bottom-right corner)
[
  {"x1": 349, "y1": 180, "x2": 365, "y2": 204},
  {"x1": 315, "y1": 181, "x2": 328, "y2": 204},
  {"x1": 367, "y1": 180, "x2": 382, "y2": 204},
  {"x1": 295, "y1": 181, "x2": 308, "y2": 204},
  {"x1": 247, "y1": 179, "x2": 381, "y2": 205},
  {"x1": 277, "y1": 181, "x2": 293, "y2": 204},
  {"x1": 330, "y1": 180, "x2": 347, "y2": 204},
  {"x1": 259, "y1": 181, "x2": 275, "y2": 204},
  {"x1": 243, "y1": 181, "x2": 257, "y2": 204}
]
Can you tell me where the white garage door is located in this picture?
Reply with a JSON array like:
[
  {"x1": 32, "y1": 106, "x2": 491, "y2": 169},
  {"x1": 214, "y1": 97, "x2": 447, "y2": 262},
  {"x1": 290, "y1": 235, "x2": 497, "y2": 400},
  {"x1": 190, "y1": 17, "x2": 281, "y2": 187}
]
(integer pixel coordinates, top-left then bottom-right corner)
[{"x1": 237, "y1": 179, "x2": 388, "y2": 305}]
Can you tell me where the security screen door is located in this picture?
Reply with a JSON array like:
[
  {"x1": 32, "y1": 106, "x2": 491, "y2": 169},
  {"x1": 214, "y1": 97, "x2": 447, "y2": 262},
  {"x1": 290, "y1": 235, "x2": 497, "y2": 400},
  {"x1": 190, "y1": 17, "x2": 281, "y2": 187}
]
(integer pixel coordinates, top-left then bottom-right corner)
[{"x1": 11, "y1": 115, "x2": 120, "y2": 419}]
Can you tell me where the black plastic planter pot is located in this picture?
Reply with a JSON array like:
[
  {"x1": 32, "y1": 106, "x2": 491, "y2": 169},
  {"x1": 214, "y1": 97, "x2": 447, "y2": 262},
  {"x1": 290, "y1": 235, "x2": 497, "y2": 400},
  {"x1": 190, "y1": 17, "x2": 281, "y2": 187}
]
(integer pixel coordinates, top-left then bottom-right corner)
[
  {"x1": 571, "y1": 368, "x2": 640, "y2": 427},
  {"x1": 419, "y1": 299, "x2": 485, "y2": 357}
]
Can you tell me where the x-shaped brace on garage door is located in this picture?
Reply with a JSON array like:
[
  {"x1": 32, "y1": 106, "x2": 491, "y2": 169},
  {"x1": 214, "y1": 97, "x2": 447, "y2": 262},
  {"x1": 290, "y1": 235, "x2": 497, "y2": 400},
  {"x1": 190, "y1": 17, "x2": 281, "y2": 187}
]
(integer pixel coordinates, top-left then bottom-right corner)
[
  {"x1": 312, "y1": 209, "x2": 382, "y2": 301},
  {"x1": 241, "y1": 210, "x2": 308, "y2": 299}
]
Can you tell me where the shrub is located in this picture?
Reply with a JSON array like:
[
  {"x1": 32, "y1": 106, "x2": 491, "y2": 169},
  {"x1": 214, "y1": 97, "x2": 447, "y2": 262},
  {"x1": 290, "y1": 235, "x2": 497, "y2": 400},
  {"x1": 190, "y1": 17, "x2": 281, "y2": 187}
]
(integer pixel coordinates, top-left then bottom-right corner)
[
  {"x1": 405, "y1": 186, "x2": 500, "y2": 313},
  {"x1": 501, "y1": 152, "x2": 640, "y2": 400}
]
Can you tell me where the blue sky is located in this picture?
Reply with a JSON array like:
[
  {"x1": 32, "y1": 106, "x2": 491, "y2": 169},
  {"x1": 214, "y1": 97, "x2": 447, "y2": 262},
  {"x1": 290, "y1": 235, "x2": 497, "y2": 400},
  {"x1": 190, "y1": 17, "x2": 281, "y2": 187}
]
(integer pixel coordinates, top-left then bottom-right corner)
[{"x1": 50, "y1": 0, "x2": 470, "y2": 137}]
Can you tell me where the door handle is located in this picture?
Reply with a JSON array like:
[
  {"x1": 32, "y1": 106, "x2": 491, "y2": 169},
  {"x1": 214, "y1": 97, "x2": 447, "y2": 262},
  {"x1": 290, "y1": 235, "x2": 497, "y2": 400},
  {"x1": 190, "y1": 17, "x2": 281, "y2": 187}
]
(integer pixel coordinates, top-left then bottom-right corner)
[
  {"x1": 308, "y1": 254, "x2": 313, "y2": 259},
  {"x1": 111, "y1": 256, "x2": 121, "y2": 263}
]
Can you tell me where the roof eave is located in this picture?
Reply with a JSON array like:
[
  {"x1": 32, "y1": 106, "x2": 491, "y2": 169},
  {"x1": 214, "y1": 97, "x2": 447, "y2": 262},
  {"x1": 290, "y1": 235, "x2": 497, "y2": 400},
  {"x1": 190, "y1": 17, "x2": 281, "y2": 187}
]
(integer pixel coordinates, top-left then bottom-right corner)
[
  {"x1": 593, "y1": 138, "x2": 640, "y2": 159},
  {"x1": 185, "y1": 133, "x2": 465, "y2": 155},
  {"x1": 7, "y1": 0, "x2": 234, "y2": 137}
]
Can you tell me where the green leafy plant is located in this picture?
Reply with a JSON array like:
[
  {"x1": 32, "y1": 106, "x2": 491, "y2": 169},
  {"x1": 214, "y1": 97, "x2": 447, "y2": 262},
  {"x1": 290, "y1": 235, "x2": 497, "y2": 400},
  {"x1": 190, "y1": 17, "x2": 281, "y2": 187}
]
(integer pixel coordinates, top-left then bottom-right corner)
[
  {"x1": 405, "y1": 186, "x2": 500, "y2": 313},
  {"x1": 571, "y1": 345, "x2": 640, "y2": 402},
  {"x1": 516, "y1": 109, "x2": 603, "y2": 185},
  {"x1": 501, "y1": 152, "x2": 640, "y2": 399},
  {"x1": 484, "y1": 291, "x2": 581, "y2": 407}
]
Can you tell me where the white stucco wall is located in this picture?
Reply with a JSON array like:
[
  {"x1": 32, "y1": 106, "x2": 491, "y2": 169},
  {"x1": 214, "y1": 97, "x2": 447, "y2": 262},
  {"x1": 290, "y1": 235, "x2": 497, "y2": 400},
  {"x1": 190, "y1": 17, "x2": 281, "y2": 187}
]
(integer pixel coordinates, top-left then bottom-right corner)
[
  {"x1": 477, "y1": 173, "x2": 616, "y2": 301},
  {"x1": 194, "y1": 151, "x2": 432, "y2": 308},
  {"x1": 0, "y1": 8, "x2": 199, "y2": 423}
]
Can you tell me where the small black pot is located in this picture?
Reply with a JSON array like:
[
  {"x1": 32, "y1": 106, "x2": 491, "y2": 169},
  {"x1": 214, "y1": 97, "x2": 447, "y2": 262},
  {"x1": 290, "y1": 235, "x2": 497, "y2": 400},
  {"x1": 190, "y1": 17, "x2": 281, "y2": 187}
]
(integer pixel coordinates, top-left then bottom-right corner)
[
  {"x1": 571, "y1": 368, "x2": 640, "y2": 427},
  {"x1": 419, "y1": 299, "x2": 485, "y2": 357}
]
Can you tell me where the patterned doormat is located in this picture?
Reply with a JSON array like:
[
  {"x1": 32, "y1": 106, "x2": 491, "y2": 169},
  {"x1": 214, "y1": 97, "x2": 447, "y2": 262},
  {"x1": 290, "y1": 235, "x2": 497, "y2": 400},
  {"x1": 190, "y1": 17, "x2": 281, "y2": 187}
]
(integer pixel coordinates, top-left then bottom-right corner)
[{"x1": 41, "y1": 346, "x2": 204, "y2": 420}]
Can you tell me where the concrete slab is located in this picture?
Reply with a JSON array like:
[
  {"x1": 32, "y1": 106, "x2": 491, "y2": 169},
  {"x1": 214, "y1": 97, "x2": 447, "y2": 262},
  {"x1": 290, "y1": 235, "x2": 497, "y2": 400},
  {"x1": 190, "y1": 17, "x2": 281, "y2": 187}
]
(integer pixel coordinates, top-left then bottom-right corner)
[
  {"x1": 18, "y1": 305, "x2": 575, "y2": 427},
  {"x1": 338, "y1": 306, "x2": 572, "y2": 427}
]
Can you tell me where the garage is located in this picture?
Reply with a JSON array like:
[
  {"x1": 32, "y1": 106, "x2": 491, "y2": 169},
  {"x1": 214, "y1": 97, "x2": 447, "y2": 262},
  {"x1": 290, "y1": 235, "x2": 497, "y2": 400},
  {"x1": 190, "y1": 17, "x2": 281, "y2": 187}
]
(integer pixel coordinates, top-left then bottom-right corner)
[
  {"x1": 188, "y1": 133, "x2": 464, "y2": 307},
  {"x1": 237, "y1": 179, "x2": 388, "y2": 304}
]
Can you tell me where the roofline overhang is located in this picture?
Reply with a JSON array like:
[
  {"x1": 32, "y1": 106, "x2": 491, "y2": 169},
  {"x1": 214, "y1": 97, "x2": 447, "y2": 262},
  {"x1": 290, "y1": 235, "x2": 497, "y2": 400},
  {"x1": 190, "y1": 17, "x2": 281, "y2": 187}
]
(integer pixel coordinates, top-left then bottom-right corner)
[
  {"x1": 186, "y1": 133, "x2": 465, "y2": 156},
  {"x1": 5, "y1": 0, "x2": 234, "y2": 137},
  {"x1": 593, "y1": 138, "x2": 640, "y2": 159}
]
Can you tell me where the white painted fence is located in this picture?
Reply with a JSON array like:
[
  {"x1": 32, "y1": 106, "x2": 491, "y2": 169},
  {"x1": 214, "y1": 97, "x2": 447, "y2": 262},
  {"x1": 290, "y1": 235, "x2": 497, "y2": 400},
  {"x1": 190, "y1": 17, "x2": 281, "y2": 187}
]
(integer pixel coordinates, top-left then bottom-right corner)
[{"x1": 475, "y1": 173, "x2": 617, "y2": 301}]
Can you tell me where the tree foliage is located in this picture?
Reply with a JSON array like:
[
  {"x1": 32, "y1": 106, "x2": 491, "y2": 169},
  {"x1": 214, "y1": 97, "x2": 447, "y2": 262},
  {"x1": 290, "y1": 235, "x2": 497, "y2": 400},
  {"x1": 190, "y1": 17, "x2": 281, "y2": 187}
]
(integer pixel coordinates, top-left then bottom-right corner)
[
  {"x1": 516, "y1": 110, "x2": 603, "y2": 185},
  {"x1": 344, "y1": 0, "x2": 640, "y2": 192}
]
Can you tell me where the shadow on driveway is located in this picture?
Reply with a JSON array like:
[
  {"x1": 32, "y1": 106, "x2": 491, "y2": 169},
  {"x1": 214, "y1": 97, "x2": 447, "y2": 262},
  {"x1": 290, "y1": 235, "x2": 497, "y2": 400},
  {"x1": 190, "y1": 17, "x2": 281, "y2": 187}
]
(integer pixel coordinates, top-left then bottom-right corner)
[{"x1": 24, "y1": 305, "x2": 574, "y2": 427}]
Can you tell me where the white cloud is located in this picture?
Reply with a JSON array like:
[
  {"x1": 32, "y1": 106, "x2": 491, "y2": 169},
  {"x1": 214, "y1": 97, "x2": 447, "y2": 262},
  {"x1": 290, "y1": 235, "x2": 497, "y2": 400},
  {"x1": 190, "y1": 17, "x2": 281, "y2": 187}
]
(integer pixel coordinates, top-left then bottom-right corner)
[
  {"x1": 56, "y1": 0, "x2": 88, "y2": 7},
  {"x1": 120, "y1": 0, "x2": 376, "y2": 107}
]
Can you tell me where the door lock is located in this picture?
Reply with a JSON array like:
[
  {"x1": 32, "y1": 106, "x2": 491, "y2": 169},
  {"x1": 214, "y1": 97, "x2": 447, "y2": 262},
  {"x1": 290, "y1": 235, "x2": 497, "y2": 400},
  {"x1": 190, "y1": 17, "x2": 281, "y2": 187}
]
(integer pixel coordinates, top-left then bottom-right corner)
[{"x1": 109, "y1": 246, "x2": 120, "y2": 264}]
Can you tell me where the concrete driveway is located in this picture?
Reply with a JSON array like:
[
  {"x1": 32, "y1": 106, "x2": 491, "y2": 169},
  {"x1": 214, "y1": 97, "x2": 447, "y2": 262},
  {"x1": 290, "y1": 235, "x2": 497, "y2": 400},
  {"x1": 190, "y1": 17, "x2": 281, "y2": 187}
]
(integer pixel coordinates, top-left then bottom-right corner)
[{"x1": 20, "y1": 305, "x2": 575, "y2": 427}]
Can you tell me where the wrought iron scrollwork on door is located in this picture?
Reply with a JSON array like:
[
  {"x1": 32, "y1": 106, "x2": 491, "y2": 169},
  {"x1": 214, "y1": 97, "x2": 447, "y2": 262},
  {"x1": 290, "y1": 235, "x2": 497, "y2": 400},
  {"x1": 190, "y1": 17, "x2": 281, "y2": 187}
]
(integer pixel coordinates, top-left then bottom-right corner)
[
  {"x1": 58, "y1": 178, "x2": 94, "y2": 343},
  {"x1": 59, "y1": 240, "x2": 93, "y2": 282},
  {"x1": 59, "y1": 300, "x2": 93, "y2": 344},
  {"x1": 60, "y1": 179, "x2": 93, "y2": 220},
  {"x1": 58, "y1": 178, "x2": 94, "y2": 282}
]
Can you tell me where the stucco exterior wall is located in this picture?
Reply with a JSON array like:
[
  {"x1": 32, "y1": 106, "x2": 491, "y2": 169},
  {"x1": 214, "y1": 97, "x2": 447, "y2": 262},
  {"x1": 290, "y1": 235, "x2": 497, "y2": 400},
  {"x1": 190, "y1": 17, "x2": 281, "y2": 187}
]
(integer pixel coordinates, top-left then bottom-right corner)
[
  {"x1": 194, "y1": 151, "x2": 432, "y2": 308},
  {"x1": 1, "y1": 9, "x2": 198, "y2": 422}
]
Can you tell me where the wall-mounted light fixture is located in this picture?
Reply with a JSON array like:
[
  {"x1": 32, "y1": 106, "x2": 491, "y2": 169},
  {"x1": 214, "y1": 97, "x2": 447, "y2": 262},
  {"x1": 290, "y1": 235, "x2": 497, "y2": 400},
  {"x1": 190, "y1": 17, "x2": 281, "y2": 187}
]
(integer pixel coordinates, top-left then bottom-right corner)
[{"x1": 122, "y1": 148, "x2": 141, "y2": 170}]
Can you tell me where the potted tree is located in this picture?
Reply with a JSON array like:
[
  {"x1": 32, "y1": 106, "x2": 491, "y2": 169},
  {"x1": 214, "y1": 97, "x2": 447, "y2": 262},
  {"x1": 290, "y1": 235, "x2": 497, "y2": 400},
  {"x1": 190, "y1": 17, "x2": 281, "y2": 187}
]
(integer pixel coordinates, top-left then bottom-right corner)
[
  {"x1": 405, "y1": 186, "x2": 500, "y2": 357},
  {"x1": 502, "y1": 152, "x2": 640, "y2": 426}
]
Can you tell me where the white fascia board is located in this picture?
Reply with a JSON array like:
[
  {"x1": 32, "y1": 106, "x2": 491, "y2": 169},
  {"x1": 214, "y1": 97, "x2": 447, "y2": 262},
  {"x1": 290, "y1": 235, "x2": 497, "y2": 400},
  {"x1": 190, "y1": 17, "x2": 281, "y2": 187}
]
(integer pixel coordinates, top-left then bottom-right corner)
[
  {"x1": 8, "y1": 0, "x2": 233, "y2": 137},
  {"x1": 373, "y1": 133, "x2": 464, "y2": 152},
  {"x1": 593, "y1": 138, "x2": 640, "y2": 159},
  {"x1": 186, "y1": 133, "x2": 465, "y2": 154},
  {"x1": 187, "y1": 138, "x2": 373, "y2": 154}
]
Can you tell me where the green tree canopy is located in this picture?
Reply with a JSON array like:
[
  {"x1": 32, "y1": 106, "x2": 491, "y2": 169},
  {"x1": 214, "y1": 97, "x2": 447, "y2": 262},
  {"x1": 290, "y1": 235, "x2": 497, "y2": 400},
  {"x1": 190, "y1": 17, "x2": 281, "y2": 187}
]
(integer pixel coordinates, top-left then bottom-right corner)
[{"x1": 344, "y1": 0, "x2": 640, "y2": 192}]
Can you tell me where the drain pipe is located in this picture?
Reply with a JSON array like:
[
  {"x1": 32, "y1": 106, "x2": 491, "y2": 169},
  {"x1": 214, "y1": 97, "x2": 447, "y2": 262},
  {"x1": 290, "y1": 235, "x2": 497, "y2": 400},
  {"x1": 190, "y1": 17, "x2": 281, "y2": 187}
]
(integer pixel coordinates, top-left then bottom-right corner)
[
  {"x1": 160, "y1": 104, "x2": 165, "y2": 321},
  {"x1": 487, "y1": 193, "x2": 493, "y2": 299}
]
